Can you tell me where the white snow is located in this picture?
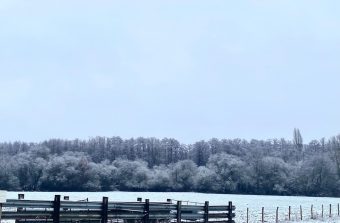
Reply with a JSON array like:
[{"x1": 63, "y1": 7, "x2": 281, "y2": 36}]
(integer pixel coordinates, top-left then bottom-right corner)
[{"x1": 4, "y1": 192, "x2": 340, "y2": 222}]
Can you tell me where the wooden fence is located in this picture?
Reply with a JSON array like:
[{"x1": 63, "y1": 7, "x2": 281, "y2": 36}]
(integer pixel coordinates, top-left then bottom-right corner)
[{"x1": 0, "y1": 195, "x2": 236, "y2": 223}]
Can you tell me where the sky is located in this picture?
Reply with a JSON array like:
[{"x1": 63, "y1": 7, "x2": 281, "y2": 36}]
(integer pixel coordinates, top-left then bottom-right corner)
[{"x1": 0, "y1": 0, "x2": 340, "y2": 144}]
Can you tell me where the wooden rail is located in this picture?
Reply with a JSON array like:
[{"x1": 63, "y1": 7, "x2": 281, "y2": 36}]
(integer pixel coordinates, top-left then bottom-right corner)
[{"x1": 0, "y1": 195, "x2": 236, "y2": 223}]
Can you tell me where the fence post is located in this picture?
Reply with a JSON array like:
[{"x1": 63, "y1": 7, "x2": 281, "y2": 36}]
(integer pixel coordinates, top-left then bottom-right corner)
[
  {"x1": 338, "y1": 203, "x2": 339, "y2": 216},
  {"x1": 101, "y1": 197, "x2": 108, "y2": 223},
  {"x1": 228, "y1": 201, "x2": 233, "y2": 223},
  {"x1": 17, "y1": 194, "x2": 24, "y2": 213},
  {"x1": 246, "y1": 208, "x2": 249, "y2": 223},
  {"x1": 143, "y1": 199, "x2": 150, "y2": 223},
  {"x1": 276, "y1": 207, "x2": 278, "y2": 223},
  {"x1": 204, "y1": 201, "x2": 209, "y2": 223},
  {"x1": 300, "y1": 205, "x2": 302, "y2": 220},
  {"x1": 0, "y1": 203, "x2": 2, "y2": 222},
  {"x1": 330, "y1": 204, "x2": 332, "y2": 217},
  {"x1": 62, "y1": 196, "x2": 69, "y2": 211},
  {"x1": 322, "y1": 205, "x2": 324, "y2": 218},
  {"x1": 18, "y1": 194, "x2": 24, "y2": 200},
  {"x1": 261, "y1": 207, "x2": 264, "y2": 223},
  {"x1": 288, "y1": 206, "x2": 291, "y2": 221},
  {"x1": 176, "y1": 201, "x2": 182, "y2": 223},
  {"x1": 53, "y1": 195, "x2": 61, "y2": 223},
  {"x1": 311, "y1": 205, "x2": 313, "y2": 219},
  {"x1": 0, "y1": 191, "x2": 5, "y2": 222}
]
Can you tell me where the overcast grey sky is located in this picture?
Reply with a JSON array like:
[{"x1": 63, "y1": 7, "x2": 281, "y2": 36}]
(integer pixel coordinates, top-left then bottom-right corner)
[{"x1": 0, "y1": 0, "x2": 339, "y2": 143}]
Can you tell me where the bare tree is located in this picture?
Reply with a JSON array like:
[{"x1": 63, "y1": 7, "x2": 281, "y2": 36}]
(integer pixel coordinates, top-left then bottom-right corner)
[
  {"x1": 293, "y1": 128, "x2": 304, "y2": 160},
  {"x1": 293, "y1": 128, "x2": 303, "y2": 149},
  {"x1": 330, "y1": 135, "x2": 340, "y2": 178}
]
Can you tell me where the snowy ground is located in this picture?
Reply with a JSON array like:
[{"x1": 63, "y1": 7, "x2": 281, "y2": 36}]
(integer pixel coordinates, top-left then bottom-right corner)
[{"x1": 4, "y1": 192, "x2": 340, "y2": 223}]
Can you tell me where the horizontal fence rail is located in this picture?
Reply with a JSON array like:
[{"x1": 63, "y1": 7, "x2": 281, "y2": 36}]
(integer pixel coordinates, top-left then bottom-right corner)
[{"x1": 0, "y1": 195, "x2": 236, "y2": 223}]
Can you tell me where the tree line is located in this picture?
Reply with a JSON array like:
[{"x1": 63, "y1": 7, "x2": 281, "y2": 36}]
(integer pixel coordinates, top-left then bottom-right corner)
[{"x1": 1, "y1": 129, "x2": 340, "y2": 196}]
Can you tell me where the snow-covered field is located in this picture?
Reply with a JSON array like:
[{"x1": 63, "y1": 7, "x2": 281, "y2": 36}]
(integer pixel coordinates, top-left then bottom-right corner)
[{"x1": 4, "y1": 192, "x2": 340, "y2": 223}]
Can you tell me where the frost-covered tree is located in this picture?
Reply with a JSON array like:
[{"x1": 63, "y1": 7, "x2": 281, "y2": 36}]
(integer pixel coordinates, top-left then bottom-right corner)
[
  {"x1": 169, "y1": 160, "x2": 197, "y2": 191},
  {"x1": 207, "y1": 153, "x2": 247, "y2": 193},
  {"x1": 194, "y1": 166, "x2": 220, "y2": 192},
  {"x1": 293, "y1": 128, "x2": 303, "y2": 148},
  {"x1": 192, "y1": 141, "x2": 210, "y2": 166},
  {"x1": 292, "y1": 155, "x2": 339, "y2": 196},
  {"x1": 149, "y1": 165, "x2": 171, "y2": 191},
  {"x1": 113, "y1": 159, "x2": 150, "y2": 191},
  {"x1": 1, "y1": 134, "x2": 340, "y2": 196}
]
